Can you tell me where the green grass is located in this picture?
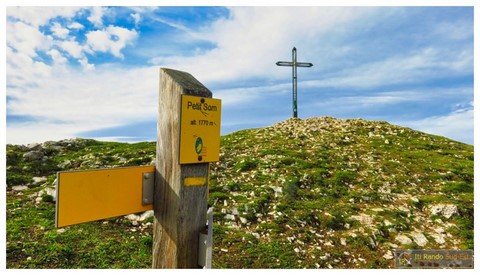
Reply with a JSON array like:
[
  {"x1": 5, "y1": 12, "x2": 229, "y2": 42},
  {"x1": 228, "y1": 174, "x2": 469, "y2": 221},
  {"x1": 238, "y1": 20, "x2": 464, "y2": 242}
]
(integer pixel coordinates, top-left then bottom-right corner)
[
  {"x1": 6, "y1": 139, "x2": 155, "y2": 268},
  {"x1": 6, "y1": 117, "x2": 474, "y2": 268}
]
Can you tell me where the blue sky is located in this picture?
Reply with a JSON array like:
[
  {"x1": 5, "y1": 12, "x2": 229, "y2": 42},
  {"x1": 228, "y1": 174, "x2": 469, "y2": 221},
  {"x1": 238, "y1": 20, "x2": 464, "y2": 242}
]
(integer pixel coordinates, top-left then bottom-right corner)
[{"x1": 4, "y1": 3, "x2": 475, "y2": 144}]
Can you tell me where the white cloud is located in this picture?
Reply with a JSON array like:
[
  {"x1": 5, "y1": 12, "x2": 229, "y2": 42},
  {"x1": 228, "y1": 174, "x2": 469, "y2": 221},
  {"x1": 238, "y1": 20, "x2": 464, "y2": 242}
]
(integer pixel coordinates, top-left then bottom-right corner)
[
  {"x1": 57, "y1": 39, "x2": 86, "y2": 59},
  {"x1": 87, "y1": 6, "x2": 106, "y2": 28},
  {"x1": 68, "y1": 22, "x2": 84, "y2": 30},
  {"x1": 6, "y1": 21, "x2": 52, "y2": 58},
  {"x1": 7, "y1": 66, "x2": 159, "y2": 144},
  {"x1": 309, "y1": 47, "x2": 473, "y2": 90},
  {"x1": 5, "y1": 6, "x2": 473, "y2": 146},
  {"x1": 307, "y1": 87, "x2": 472, "y2": 115},
  {"x1": 150, "y1": 7, "x2": 374, "y2": 83},
  {"x1": 131, "y1": 13, "x2": 141, "y2": 27},
  {"x1": 393, "y1": 103, "x2": 474, "y2": 145},
  {"x1": 6, "y1": 46, "x2": 52, "y2": 89},
  {"x1": 78, "y1": 57, "x2": 95, "y2": 71},
  {"x1": 215, "y1": 82, "x2": 290, "y2": 107},
  {"x1": 86, "y1": 26, "x2": 138, "y2": 58},
  {"x1": 6, "y1": 6, "x2": 81, "y2": 27},
  {"x1": 47, "y1": 49, "x2": 68, "y2": 65},
  {"x1": 50, "y1": 22, "x2": 70, "y2": 39}
]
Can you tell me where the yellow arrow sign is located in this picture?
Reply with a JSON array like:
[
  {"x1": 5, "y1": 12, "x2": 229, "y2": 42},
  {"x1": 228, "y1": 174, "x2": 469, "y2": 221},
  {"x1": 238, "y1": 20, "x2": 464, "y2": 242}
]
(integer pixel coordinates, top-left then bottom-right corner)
[{"x1": 55, "y1": 166, "x2": 155, "y2": 227}]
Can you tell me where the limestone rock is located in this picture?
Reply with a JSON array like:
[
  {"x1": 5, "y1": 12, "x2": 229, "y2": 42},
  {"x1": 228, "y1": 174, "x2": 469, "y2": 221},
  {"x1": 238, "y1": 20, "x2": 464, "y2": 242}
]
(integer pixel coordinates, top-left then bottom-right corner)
[
  {"x1": 351, "y1": 214, "x2": 373, "y2": 225},
  {"x1": 429, "y1": 233, "x2": 446, "y2": 244},
  {"x1": 383, "y1": 250, "x2": 394, "y2": 260},
  {"x1": 32, "y1": 177, "x2": 47, "y2": 184},
  {"x1": 430, "y1": 204, "x2": 458, "y2": 219},
  {"x1": 395, "y1": 234, "x2": 412, "y2": 245},
  {"x1": 12, "y1": 185, "x2": 28, "y2": 191},
  {"x1": 39, "y1": 187, "x2": 56, "y2": 202},
  {"x1": 23, "y1": 151, "x2": 44, "y2": 161},
  {"x1": 410, "y1": 232, "x2": 428, "y2": 247}
]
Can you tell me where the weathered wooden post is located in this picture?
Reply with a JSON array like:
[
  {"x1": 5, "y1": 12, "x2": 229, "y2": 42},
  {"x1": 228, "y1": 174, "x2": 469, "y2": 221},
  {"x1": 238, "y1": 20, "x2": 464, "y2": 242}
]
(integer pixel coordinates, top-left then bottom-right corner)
[{"x1": 153, "y1": 68, "x2": 221, "y2": 268}]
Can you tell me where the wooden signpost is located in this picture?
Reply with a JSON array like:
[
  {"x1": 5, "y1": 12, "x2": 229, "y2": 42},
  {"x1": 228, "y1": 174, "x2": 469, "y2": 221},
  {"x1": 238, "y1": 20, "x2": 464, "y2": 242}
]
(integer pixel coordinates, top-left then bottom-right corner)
[{"x1": 55, "y1": 68, "x2": 221, "y2": 269}]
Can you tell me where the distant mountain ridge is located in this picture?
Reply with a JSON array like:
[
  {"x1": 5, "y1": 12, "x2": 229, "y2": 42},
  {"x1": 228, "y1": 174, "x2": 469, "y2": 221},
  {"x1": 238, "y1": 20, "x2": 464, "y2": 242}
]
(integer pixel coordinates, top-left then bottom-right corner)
[{"x1": 6, "y1": 116, "x2": 474, "y2": 268}]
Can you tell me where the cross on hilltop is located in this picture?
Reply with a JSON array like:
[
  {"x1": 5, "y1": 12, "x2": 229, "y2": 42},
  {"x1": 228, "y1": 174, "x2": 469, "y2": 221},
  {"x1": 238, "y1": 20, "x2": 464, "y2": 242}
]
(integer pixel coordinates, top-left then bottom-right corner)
[{"x1": 276, "y1": 47, "x2": 313, "y2": 118}]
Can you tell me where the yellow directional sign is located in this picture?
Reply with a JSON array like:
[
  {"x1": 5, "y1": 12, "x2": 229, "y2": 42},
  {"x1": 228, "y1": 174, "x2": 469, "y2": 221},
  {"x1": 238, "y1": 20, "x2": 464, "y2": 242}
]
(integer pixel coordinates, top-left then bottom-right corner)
[
  {"x1": 55, "y1": 166, "x2": 155, "y2": 227},
  {"x1": 179, "y1": 95, "x2": 221, "y2": 164}
]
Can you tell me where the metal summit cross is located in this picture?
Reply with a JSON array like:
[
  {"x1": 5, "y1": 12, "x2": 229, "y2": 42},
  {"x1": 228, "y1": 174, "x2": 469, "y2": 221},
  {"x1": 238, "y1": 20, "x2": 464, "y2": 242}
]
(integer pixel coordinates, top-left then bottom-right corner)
[{"x1": 276, "y1": 47, "x2": 313, "y2": 118}]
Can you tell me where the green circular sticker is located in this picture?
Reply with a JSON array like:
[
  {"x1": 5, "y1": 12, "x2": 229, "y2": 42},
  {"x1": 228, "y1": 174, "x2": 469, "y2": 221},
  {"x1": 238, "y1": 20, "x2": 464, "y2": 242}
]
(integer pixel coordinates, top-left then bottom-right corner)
[{"x1": 195, "y1": 137, "x2": 203, "y2": 155}]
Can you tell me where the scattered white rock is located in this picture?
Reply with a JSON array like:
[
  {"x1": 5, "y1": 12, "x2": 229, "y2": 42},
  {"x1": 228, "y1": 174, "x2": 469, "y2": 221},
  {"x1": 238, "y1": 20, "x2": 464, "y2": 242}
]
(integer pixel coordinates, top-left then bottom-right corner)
[
  {"x1": 139, "y1": 210, "x2": 154, "y2": 221},
  {"x1": 383, "y1": 250, "x2": 394, "y2": 260},
  {"x1": 429, "y1": 233, "x2": 446, "y2": 244},
  {"x1": 430, "y1": 204, "x2": 458, "y2": 219},
  {"x1": 224, "y1": 214, "x2": 235, "y2": 220},
  {"x1": 12, "y1": 185, "x2": 28, "y2": 191},
  {"x1": 395, "y1": 234, "x2": 412, "y2": 245},
  {"x1": 126, "y1": 214, "x2": 139, "y2": 222},
  {"x1": 39, "y1": 187, "x2": 56, "y2": 201},
  {"x1": 410, "y1": 232, "x2": 428, "y2": 247},
  {"x1": 23, "y1": 151, "x2": 44, "y2": 161},
  {"x1": 57, "y1": 228, "x2": 66, "y2": 234},
  {"x1": 32, "y1": 176, "x2": 47, "y2": 184},
  {"x1": 351, "y1": 214, "x2": 373, "y2": 225}
]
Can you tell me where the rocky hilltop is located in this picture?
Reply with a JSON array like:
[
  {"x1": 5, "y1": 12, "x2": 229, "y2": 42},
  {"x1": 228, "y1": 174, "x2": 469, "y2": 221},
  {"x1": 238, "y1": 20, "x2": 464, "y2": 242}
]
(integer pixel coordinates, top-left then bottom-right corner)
[
  {"x1": 6, "y1": 117, "x2": 474, "y2": 268},
  {"x1": 209, "y1": 117, "x2": 473, "y2": 268}
]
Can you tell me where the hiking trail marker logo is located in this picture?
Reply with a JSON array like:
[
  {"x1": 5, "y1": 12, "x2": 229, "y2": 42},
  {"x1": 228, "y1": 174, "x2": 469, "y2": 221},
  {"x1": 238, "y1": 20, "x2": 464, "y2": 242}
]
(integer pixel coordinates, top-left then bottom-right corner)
[{"x1": 179, "y1": 95, "x2": 221, "y2": 164}]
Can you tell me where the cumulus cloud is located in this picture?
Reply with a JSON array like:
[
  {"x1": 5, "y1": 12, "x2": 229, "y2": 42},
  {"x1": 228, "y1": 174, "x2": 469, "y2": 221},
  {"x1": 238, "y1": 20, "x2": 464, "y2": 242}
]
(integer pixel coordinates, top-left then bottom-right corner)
[
  {"x1": 6, "y1": 21, "x2": 52, "y2": 58},
  {"x1": 86, "y1": 26, "x2": 138, "y2": 58},
  {"x1": 87, "y1": 6, "x2": 106, "y2": 28},
  {"x1": 6, "y1": 6, "x2": 81, "y2": 27},
  {"x1": 47, "y1": 49, "x2": 68, "y2": 65},
  {"x1": 50, "y1": 22, "x2": 70, "y2": 39},
  {"x1": 68, "y1": 22, "x2": 84, "y2": 30}
]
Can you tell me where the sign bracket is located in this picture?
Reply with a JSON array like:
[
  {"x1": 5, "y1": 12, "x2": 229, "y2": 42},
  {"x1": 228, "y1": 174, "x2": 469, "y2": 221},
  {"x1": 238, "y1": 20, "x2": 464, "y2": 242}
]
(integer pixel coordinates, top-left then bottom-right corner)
[{"x1": 142, "y1": 172, "x2": 154, "y2": 205}]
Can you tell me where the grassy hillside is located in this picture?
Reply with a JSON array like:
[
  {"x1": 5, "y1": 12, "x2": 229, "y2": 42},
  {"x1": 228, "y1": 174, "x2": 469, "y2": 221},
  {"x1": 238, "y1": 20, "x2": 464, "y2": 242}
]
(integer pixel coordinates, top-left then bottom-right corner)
[{"x1": 5, "y1": 117, "x2": 474, "y2": 268}]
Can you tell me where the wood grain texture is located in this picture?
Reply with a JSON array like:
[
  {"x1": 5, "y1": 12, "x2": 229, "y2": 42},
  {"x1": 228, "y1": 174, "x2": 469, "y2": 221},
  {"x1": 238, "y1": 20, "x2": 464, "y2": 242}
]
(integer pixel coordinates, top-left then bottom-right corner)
[{"x1": 152, "y1": 68, "x2": 211, "y2": 268}]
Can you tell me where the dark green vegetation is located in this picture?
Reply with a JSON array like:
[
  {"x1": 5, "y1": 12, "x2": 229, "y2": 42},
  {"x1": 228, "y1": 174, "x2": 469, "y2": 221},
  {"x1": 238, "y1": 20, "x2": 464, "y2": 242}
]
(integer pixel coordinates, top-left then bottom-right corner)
[
  {"x1": 6, "y1": 140, "x2": 155, "y2": 268},
  {"x1": 6, "y1": 117, "x2": 474, "y2": 268}
]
